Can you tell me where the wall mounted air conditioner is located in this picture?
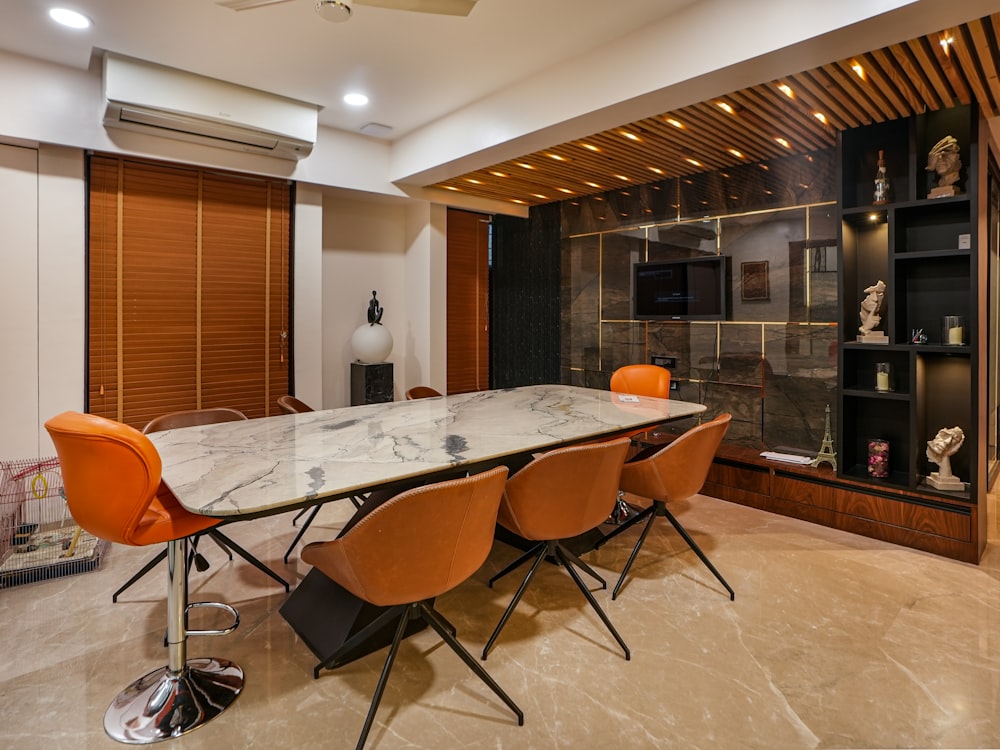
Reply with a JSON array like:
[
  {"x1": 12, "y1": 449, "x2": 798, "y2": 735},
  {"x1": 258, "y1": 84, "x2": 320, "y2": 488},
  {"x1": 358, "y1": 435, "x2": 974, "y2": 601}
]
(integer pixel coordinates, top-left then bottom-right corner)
[{"x1": 103, "y1": 53, "x2": 318, "y2": 160}]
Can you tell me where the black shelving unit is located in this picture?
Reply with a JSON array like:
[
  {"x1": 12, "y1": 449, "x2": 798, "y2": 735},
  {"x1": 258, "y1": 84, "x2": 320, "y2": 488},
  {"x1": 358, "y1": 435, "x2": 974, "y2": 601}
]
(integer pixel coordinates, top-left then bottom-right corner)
[{"x1": 836, "y1": 104, "x2": 986, "y2": 559}]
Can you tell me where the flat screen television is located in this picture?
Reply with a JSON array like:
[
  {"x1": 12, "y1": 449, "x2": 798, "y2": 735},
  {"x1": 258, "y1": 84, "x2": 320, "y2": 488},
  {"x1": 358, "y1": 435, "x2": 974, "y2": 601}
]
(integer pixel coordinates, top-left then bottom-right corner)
[{"x1": 633, "y1": 256, "x2": 729, "y2": 320}]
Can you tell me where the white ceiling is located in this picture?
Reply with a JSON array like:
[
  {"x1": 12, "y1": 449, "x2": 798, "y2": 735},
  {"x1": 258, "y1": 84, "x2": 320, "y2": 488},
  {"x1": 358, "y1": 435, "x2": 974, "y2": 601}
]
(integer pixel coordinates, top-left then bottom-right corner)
[{"x1": 0, "y1": 0, "x2": 697, "y2": 138}]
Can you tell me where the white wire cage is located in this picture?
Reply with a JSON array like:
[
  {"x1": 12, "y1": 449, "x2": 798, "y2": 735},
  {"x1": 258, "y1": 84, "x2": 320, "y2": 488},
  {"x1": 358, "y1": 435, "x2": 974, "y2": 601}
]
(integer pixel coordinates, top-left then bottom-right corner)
[{"x1": 0, "y1": 457, "x2": 107, "y2": 588}]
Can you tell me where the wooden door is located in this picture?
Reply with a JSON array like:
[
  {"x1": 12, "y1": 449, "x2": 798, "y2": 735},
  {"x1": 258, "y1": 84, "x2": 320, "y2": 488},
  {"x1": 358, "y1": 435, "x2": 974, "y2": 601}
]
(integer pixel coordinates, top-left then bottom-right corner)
[{"x1": 447, "y1": 208, "x2": 490, "y2": 393}]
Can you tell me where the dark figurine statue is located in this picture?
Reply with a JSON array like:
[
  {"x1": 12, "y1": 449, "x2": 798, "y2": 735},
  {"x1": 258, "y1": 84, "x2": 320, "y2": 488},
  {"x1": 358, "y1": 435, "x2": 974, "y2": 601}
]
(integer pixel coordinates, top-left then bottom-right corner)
[{"x1": 367, "y1": 290, "x2": 384, "y2": 326}]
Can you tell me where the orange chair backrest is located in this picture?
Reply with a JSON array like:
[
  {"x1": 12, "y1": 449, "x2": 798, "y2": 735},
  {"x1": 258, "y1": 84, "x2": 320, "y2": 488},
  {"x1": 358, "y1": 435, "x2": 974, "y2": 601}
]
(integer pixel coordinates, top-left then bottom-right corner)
[
  {"x1": 620, "y1": 414, "x2": 731, "y2": 504},
  {"x1": 143, "y1": 407, "x2": 248, "y2": 434},
  {"x1": 301, "y1": 466, "x2": 509, "y2": 607},
  {"x1": 277, "y1": 395, "x2": 314, "y2": 414},
  {"x1": 610, "y1": 364, "x2": 670, "y2": 399},
  {"x1": 405, "y1": 386, "x2": 443, "y2": 400},
  {"x1": 45, "y1": 411, "x2": 164, "y2": 546},
  {"x1": 499, "y1": 437, "x2": 631, "y2": 542}
]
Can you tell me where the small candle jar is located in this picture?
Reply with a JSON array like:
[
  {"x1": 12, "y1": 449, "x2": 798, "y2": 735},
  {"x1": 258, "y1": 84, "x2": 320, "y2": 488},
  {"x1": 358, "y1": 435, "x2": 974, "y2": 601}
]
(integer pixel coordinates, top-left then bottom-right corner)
[
  {"x1": 875, "y1": 362, "x2": 892, "y2": 392},
  {"x1": 868, "y1": 439, "x2": 889, "y2": 478},
  {"x1": 942, "y1": 315, "x2": 965, "y2": 346}
]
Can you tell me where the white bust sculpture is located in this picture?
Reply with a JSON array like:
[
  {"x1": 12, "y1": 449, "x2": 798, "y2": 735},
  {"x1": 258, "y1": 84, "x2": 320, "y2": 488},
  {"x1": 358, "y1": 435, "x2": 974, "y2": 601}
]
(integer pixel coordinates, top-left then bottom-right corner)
[
  {"x1": 858, "y1": 280, "x2": 886, "y2": 336},
  {"x1": 926, "y1": 426, "x2": 965, "y2": 491}
]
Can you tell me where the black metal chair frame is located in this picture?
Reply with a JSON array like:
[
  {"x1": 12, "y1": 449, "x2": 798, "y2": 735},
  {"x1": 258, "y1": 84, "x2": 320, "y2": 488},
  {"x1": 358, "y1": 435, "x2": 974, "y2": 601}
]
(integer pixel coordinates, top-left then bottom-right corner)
[
  {"x1": 595, "y1": 498, "x2": 734, "y2": 601},
  {"x1": 483, "y1": 538, "x2": 630, "y2": 661}
]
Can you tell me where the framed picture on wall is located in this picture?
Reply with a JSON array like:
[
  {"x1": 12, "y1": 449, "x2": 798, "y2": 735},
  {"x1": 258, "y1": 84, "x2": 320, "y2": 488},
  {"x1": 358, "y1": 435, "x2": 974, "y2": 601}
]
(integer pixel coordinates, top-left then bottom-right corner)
[{"x1": 741, "y1": 260, "x2": 770, "y2": 301}]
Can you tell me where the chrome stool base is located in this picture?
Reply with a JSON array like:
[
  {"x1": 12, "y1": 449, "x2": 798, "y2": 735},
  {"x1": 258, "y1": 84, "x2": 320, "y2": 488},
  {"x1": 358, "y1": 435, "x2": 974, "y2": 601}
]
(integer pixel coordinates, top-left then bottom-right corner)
[{"x1": 104, "y1": 658, "x2": 244, "y2": 744}]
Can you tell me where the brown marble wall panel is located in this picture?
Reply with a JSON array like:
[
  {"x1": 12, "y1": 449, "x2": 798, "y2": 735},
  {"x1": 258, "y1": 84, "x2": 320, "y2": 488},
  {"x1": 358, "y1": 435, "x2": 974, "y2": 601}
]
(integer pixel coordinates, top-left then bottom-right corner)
[
  {"x1": 560, "y1": 180, "x2": 678, "y2": 236},
  {"x1": 762, "y1": 324, "x2": 839, "y2": 453},
  {"x1": 601, "y1": 321, "x2": 647, "y2": 372},
  {"x1": 700, "y1": 381, "x2": 763, "y2": 448},
  {"x1": 600, "y1": 231, "x2": 644, "y2": 321}
]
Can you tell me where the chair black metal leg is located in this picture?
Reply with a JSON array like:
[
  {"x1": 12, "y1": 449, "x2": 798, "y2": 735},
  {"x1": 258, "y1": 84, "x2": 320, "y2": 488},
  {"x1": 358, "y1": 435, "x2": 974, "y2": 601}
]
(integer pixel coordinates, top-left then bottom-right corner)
[
  {"x1": 593, "y1": 505, "x2": 653, "y2": 549},
  {"x1": 483, "y1": 545, "x2": 548, "y2": 659},
  {"x1": 205, "y1": 531, "x2": 233, "y2": 560},
  {"x1": 488, "y1": 542, "x2": 545, "y2": 588},
  {"x1": 355, "y1": 607, "x2": 411, "y2": 750},
  {"x1": 313, "y1": 606, "x2": 404, "y2": 678},
  {"x1": 112, "y1": 546, "x2": 168, "y2": 602},
  {"x1": 209, "y1": 530, "x2": 290, "y2": 592},
  {"x1": 284, "y1": 505, "x2": 320, "y2": 563},
  {"x1": 558, "y1": 546, "x2": 605, "y2": 589},
  {"x1": 554, "y1": 545, "x2": 630, "y2": 660},
  {"x1": 611, "y1": 511, "x2": 658, "y2": 600},
  {"x1": 420, "y1": 603, "x2": 524, "y2": 726},
  {"x1": 661, "y1": 506, "x2": 734, "y2": 600}
]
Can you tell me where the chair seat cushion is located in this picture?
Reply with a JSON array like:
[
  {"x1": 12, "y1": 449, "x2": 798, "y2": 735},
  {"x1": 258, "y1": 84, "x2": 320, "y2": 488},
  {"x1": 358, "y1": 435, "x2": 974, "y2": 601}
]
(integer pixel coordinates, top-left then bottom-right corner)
[{"x1": 127, "y1": 482, "x2": 220, "y2": 546}]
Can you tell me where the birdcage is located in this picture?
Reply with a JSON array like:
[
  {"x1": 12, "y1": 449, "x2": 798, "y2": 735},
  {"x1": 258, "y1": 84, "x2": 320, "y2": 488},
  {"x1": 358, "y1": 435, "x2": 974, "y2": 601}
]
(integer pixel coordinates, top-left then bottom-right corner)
[{"x1": 0, "y1": 457, "x2": 107, "y2": 588}]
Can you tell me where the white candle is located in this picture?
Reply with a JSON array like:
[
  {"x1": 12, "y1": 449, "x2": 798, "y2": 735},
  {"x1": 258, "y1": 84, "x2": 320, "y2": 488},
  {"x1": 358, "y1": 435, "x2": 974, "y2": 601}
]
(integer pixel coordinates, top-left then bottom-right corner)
[
  {"x1": 876, "y1": 371, "x2": 890, "y2": 391},
  {"x1": 948, "y1": 326, "x2": 963, "y2": 345}
]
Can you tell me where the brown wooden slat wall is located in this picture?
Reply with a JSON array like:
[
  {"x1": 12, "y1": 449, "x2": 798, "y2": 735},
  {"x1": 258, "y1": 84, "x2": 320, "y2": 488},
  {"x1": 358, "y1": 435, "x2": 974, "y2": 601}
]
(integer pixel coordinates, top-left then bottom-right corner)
[{"x1": 87, "y1": 155, "x2": 291, "y2": 429}]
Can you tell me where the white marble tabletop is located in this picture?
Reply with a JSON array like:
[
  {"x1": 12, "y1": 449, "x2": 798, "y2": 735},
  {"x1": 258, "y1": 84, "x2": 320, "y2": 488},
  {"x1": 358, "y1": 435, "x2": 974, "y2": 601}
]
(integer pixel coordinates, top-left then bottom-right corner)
[{"x1": 148, "y1": 384, "x2": 706, "y2": 518}]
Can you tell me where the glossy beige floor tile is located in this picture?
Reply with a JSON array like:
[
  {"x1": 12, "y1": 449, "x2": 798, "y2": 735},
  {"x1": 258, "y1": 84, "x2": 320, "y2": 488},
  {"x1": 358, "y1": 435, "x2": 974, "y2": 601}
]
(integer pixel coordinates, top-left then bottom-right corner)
[{"x1": 2, "y1": 490, "x2": 999, "y2": 749}]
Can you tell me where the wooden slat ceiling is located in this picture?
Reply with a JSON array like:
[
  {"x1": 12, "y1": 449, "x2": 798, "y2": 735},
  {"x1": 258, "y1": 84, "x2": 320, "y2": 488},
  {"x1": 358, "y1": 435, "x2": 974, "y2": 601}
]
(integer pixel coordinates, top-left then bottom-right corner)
[{"x1": 430, "y1": 13, "x2": 1000, "y2": 207}]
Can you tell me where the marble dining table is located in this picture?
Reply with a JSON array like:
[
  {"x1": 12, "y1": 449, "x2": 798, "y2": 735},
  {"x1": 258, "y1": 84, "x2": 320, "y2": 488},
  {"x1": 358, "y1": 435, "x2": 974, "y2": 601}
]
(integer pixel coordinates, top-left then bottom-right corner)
[
  {"x1": 148, "y1": 383, "x2": 706, "y2": 672},
  {"x1": 149, "y1": 383, "x2": 706, "y2": 521}
]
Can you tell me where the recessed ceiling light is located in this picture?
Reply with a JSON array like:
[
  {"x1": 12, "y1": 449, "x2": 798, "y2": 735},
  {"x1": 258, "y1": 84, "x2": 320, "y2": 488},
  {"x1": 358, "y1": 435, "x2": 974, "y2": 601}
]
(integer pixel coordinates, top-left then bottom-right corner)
[
  {"x1": 614, "y1": 174, "x2": 630, "y2": 181},
  {"x1": 489, "y1": 171, "x2": 507, "y2": 178},
  {"x1": 850, "y1": 61, "x2": 866, "y2": 80},
  {"x1": 343, "y1": 92, "x2": 369, "y2": 107},
  {"x1": 775, "y1": 137, "x2": 791, "y2": 148},
  {"x1": 511, "y1": 199, "x2": 526, "y2": 205},
  {"x1": 517, "y1": 162, "x2": 535, "y2": 170},
  {"x1": 465, "y1": 178, "x2": 482, "y2": 184},
  {"x1": 584, "y1": 182, "x2": 601, "y2": 189},
  {"x1": 443, "y1": 185, "x2": 460, "y2": 191},
  {"x1": 649, "y1": 167, "x2": 665, "y2": 175},
  {"x1": 532, "y1": 194, "x2": 548, "y2": 200},
  {"x1": 581, "y1": 143, "x2": 601, "y2": 152},
  {"x1": 814, "y1": 112, "x2": 828, "y2": 124},
  {"x1": 778, "y1": 83, "x2": 794, "y2": 98},
  {"x1": 620, "y1": 131, "x2": 641, "y2": 142},
  {"x1": 547, "y1": 153, "x2": 567, "y2": 161},
  {"x1": 685, "y1": 158, "x2": 702, "y2": 167},
  {"x1": 940, "y1": 35, "x2": 954, "y2": 54},
  {"x1": 717, "y1": 101, "x2": 735, "y2": 114},
  {"x1": 665, "y1": 118, "x2": 684, "y2": 128},
  {"x1": 557, "y1": 188, "x2": 574, "y2": 194},
  {"x1": 49, "y1": 7, "x2": 91, "y2": 28},
  {"x1": 727, "y1": 148, "x2": 744, "y2": 159}
]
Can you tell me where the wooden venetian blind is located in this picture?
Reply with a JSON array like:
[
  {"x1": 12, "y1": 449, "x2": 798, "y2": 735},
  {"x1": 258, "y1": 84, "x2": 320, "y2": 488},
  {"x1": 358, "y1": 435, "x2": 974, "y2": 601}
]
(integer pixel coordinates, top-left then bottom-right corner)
[
  {"x1": 446, "y1": 208, "x2": 490, "y2": 394},
  {"x1": 88, "y1": 155, "x2": 291, "y2": 429}
]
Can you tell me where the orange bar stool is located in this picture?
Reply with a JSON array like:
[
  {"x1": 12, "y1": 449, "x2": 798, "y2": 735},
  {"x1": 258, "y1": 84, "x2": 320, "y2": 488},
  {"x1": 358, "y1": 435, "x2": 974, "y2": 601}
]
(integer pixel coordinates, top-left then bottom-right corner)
[
  {"x1": 301, "y1": 466, "x2": 522, "y2": 750},
  {"x1": 404, "y1": 385, "x2": 443, "y2": 399},
  {"x1": 45, "y1": 411, "x2": 243, "y2": 744}
]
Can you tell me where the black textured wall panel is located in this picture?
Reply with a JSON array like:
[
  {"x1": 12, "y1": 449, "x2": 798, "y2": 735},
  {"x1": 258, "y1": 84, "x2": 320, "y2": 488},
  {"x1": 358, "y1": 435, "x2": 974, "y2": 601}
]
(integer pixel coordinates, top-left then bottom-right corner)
[{"x1": 491, "y1": 203, "x2": 561, "y2": 387}]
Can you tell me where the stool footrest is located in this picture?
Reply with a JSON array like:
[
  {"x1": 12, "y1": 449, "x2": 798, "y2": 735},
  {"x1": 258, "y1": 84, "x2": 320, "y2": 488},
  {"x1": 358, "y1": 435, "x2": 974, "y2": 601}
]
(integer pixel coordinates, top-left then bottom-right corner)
[{"x1": 185, "y1": 601, "x2": 240, "y2": 637}]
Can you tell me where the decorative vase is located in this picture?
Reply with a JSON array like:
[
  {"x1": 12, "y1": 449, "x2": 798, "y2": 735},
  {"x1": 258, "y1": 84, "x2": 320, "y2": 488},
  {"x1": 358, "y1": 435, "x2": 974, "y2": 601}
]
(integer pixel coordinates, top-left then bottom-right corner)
[
  {"x1": 867, "y1": 439, "x2": 889, "y2": 479},
  {"x1": 351, "y1": 323, "x2": 393, "y2": 363}
]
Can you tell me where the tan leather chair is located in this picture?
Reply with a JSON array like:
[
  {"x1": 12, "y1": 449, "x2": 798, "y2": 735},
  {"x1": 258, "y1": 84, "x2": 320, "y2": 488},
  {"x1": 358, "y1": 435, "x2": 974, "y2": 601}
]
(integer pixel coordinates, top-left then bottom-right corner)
[
  {"x1": 301, "y1": 466, "x2": 522, "y2": 749},
  {"x1": 111, "y1": 407, "x2": 289, "y2": 602},
  {"x1": 483, "y1": 437, "x2": 632, "y2": 660},
  {"x1": 45, "y1": 411, "x2": 243, "y2": 743},
  {"x1": 610, "y1": 363, "x2": 671, "y2": 399},
  {"x1": 597, "y1": 413, "x2": 733, "y2": 601},
  {"x1": 277, "y1": 394, "x2": 313, "y2": 415},
  {"x1": 405, "y1": 385, "x2": 443, "y2": 400}
]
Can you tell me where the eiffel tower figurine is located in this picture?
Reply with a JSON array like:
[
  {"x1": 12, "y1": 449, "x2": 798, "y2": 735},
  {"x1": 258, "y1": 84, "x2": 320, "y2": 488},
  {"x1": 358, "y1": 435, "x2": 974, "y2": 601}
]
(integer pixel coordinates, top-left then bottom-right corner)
[{"x1": 811, "y1": 403, "x2": 837, "y2": 470}]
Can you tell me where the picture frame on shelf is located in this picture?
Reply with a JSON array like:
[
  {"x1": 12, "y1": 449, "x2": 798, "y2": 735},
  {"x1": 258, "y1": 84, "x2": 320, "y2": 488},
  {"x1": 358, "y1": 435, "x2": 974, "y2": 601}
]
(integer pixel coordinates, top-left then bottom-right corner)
[{"x1": 741, "y1": 260, "x2": 770, "y2": 301}]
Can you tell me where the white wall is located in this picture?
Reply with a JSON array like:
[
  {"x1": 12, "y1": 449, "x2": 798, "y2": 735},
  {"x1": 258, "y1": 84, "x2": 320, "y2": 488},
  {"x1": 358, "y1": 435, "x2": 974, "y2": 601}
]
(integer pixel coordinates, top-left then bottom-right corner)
[
  {"x1": 322, "y1": 194, "x2": 426, "y2": 407},
  {"x1": 0, "y1": 143, "x2": 85, "y2": 459}
]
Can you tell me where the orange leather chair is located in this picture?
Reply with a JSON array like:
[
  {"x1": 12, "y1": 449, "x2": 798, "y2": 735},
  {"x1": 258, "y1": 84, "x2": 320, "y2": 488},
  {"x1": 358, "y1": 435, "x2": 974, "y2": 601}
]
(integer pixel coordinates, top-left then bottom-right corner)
[
  {"x1": 597, "y1": 413, "x2": 733, "y2": 601},
  {"x1": 110, "y1": 408, "x2": 289, "y2": 601},
  {"x1": 483, "y1": 437, "x2": 632, "y2": 661},
  {"x1": 45, "y1": 411, "x2": 243, "y2": 743},
  {"x1": 610, "y1": 363, "x2": 671, "y2": 400},
  {"x1": 277, "y1": 394, "x2": 313, "y2": 415},
  {"x1": 301, "y1": 466, "x2": 522, "y2": 750},
  {"x1": 405, "y1": 385, "x2": 443, "y2": 400}
]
